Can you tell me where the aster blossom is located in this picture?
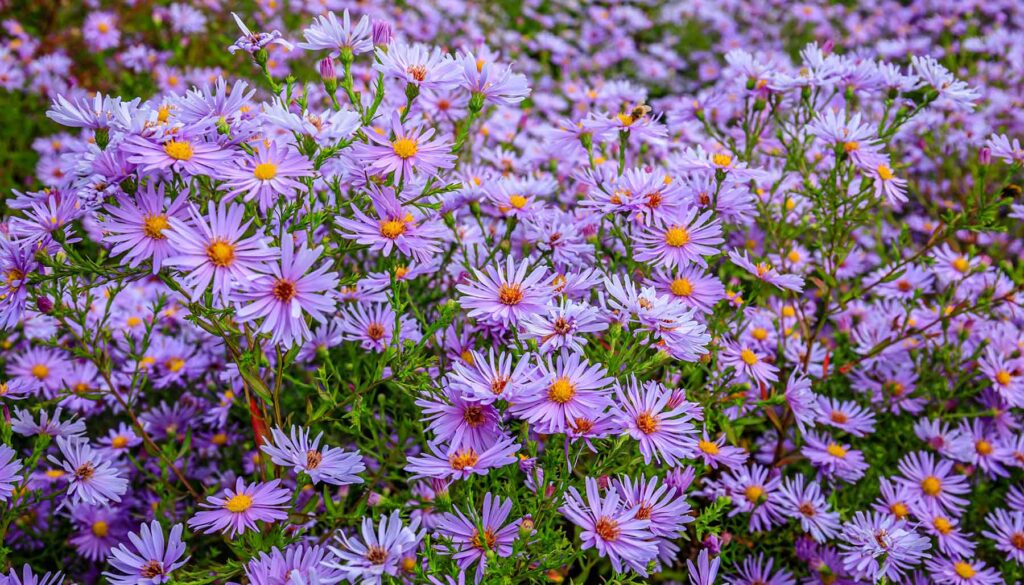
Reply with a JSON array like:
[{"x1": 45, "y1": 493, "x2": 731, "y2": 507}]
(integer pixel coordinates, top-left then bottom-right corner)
[{"x1": 260, "y1": 425, "x2": 365, "y2": 486}]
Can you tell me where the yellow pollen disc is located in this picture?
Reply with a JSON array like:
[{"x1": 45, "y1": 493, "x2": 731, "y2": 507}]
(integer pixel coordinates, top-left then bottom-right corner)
[
  {"x1": 952, "y1": 257, "x2": 969, "y2": 273},
  {"x1": 712, "y1": 153, "x2": 732, "y2": 167},
  {"x1": 953, "y1": 562, "x2": 975, "y2": 579},
  {"x1": 664, "y1": 227, "x2": 690, "y2": 247},
  {"x1": 891, "y1": 502, "x2": 908, "y2": 519},
  {"x1": 744, "y1": 485, "x2": 764, "y2": 502},
  {"x1": 379, "y1": 220, "x2": 407, "y2": 239},
  {"x1": 636, "y1": 412, "x2": 658, "y2": 434},
  {"x1": 127, "y1": 316, "x2": 142, "y2": 327},
  {"x1": 921, "y1": 475, "x2": 941, "y2": 496},
  {"x1": 876, "y1": 164, "x2": 893, "y2": 180},
  {"x1": 392, "y1": 138, "x2": 418, "y2": 159},
  {"x1": 163, "y1": 140, "x2": 194, "y2": 161},
  {"x1": 740, "y1": 349, "x2": 758, "y2": 366},
  {"x1": 616, "y1": 113, "x2": 634, "y2": 127},
  {"x1": 751, "y1": 327, "x2": 769, "y2": 341},
  {"x1": 826, "y1": 443, "x2": 847, "y2": 458},
  {"x1": 206, "y1": 240, "x2": 236, "y2": 267},
  {"x1": 698, "y1": 440, "x2": 719, "y2": 455},
  {"x1": 157, "y1": 105, "x2": 171, "y2": 124},
  {"x1": 787, "y1": 250, "x2": 801, "y2": 263},
  {"x1": 166, "y1": 357, "x2": 185, "y2": 373},
  {"x1": 671, "y1": 278, "x2": 693, "y2": 297},
  {"x1": 782, "y1": 306, "x2": 796, "y2": 318},
  {"x1": 548, "y1": 377, "x2": 576, "y2": 404},
  {"x1": 31, "y1": 364, "x2": 49, "y2": 379},
  {"x1": 933, "y1": 517, "x2": 953, "y2": 534},
  {"x1": 143, "y1": 215, "x2": 169, "y2": 240},
  {"x1": 508, "y1": 194, "x2": 528, "y2": 209},
  {"x1": 253, "y1": 162, "x2": 278, "y2": 180},
  {"x1": 843, "y1": 141, "x2": 859, "y2": 153},
  {"x1": 460, "y1": 350, "x2": 475, "y2": 365},
  {"x1": 111, "y1": 436, "x2": 129, "y2": 449},
  {"x1": 976, "y1": 440, "x2": 993, "y2": 456},
  {"x1": 45, "y1": 469, "x2": 65, "y2": 479},
  {"x1": 92, "y1": 520, "x2": 109, "y2": 537},
  {"x1": 225, "y1": 494, "x2": 253, "y2": 513},
  {"x1": 996, "y1": 370, "x2": 1012, "y2": 386},
  {"x1": 212, "y1": 433, "x2": 228, "y2": 445}
]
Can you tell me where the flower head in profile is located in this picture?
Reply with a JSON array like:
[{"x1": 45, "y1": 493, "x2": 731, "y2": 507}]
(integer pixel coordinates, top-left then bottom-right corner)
[
  {"x1": 187, "y1": 478, "x2": 291, "y2": 537},
  {"x1": 375, "y1": 42, "x2": 461, "y2": 90},
  {"x1": 326, "y1": 510, "x2": 423, "y2": 584},
  {"x1": 459, "y1": 51, "x2": 530, "y2": 106},
  {"x1": 560, "y1": 476, "x2": 658, "y2": 576},
  {"x1": 297, "y1": 10, "x2": 372, "y2": 57},
  {"x1": 729, "y1": 249, "x2": 804, "y2": 292},
  {"x1": 360, "y1": 113, "x2": 456, "y2": 182},
  {"x1": 49, "y1": 436, "x2": 128, "y2": 507},
  {"x1": 405, "y1": 435, "x2": 519, "y2": 481},
  {"x1": 227, "y1": 12, "x2": 294, "y2": 55},
  {"x1": 260, "y1": 425, "x2": 365, "y2": 486},
  {"x1": 104, "y1": 520, "x2": 189, "y2": 585}
]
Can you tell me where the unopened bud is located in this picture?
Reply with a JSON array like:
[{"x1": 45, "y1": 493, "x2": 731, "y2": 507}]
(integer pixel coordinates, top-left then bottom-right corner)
[
  {"x1": 519, "y1": 516, "x2": 535, "y2": 538},
  {"x1": 35, "y1": 296, "x2": 53, "y2": 314},
  {"x1": 372, "y1": 21, "x2": 393, "y2": 46},
  {"x1": 366, "y1": 491, "x2": 383, "y2": 506},
  {"x1": 979, "y1": 146, "x2": 991, "y2": 166}
]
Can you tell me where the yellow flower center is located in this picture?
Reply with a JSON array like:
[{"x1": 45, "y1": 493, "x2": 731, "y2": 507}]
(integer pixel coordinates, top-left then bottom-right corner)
[
  {"x1": 508, "y1": 194, "x2": 528, "y2": 209},
  {"x1": 876, "y1": 164, "x2": 893, "y2": 180},
  {"x1": 92, "y1": 520, "x2": 109, "y2": 537},
  {"x1": 97, "y1": 22, "x2": 110, "y2": 34},
  {"x1": 976, "y1": 440, "x2": 993, "y2": 456},
  {"x1": 143, "y1": 214, "x2": 169, "y2": 240},
  {"x1": 670, "y1": 278, "x2": 693, "y2": 297},
  {"x1": 996, "y1": 370, "x2": 1013, "y2": 386},
  {"x1": 163, "y1": 140, "x2": 194, "y2": 161},
  {"x1": 921, "y1": 475, "x2": 941, "y2": 496},
  {"x1": 253, "y1": 162, "x2": 278, "y2": 181},
  {"x1": 31, "y1": 364, "x2": 49, "y2": 380},
  {"x1": 212, "y1": 433, "x2": 228, "y2": 445},
  {"x1": 744, "y1": 485, "x2": 764, "y2": 503},
  {"x1": 449, "y1": 448, "x2": 480, "y2": 470},
  {"x1": 271, "y1": 279, "x2": 297, "y2": 302},
  {"x1": 953, "y1": 562, "x2": 975, "y2": 579},
  {"x1": 45, "y1": 469, "x2": 65, "y2": 479},
  {"x1": 225, "y1": 494, "x2": 253, "y2": 513},
  {"x1": 890, "y1": 502, "x2": 908, "y2": 519},
  {"x1": 498, "y1": 284, "x2": 523, "y2": 306},
  {"x1": 787, "y1": 250, "x2": 801, "y2": 263},
  {"x1": 379, "y1": 220, "x2": 407, "y2": 239},
  {"x1": 826, "y1": 443, "x2": 847, "y2": 458},
  {"x1": 664, "y1": 227, "x2": 690, "y2": 247},
  {"x1": 111, "y1": 436, "x2": 129, "y2": 449},
  {"x1": 698, "y1": 440, "x2": 719, "y2": 455},
  {"x1": 712, "y1": 153, "x2": 732, "y2": 167},
  {"x1": 952, "y1": 257, "x2": 969, "y2": 273},
  {"x1": 165, "y1": 357, "x2": 185, "y2": 373},
  {"x1": 740, "y1": 349, "x2": 758, "y2": 366},
  {"x1": 636, "y1": 412, "x2": 658, "y2": 434},
  {"x1": 751, "y1": 327, "x2": 769, "y2": 341},
  {"x1": 460, "y1": 349, "x2": 475, "y2": 365},
  {"x1": 843, "y1": 141, "x2": 859, "y2": 153},
  {"x1": 127, "y1": 316, "x2": 143, "y2": 327},
  {"x1": 933, "y1": 517, "x2": 953, "y2": 534},
  {"x1": 548, "y1": 377, "x2": 576, "y2": 404},
  {"x1": 392, "y1": 138, "x2": 418, "y2": 159},
  {"x1": 206, "y1": 240, "x2": 236, "y2": 267}
]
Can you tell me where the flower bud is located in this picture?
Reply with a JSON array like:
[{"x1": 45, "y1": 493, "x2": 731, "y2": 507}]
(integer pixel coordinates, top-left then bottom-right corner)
[
  {"x1": 35, "y1": 296, "x2": 53, "y2": 314},
  {"x1": 372, "y1": 21, "x2": 393, "y2": 46},
  {"x1": 320, "y1": 57, "x2": 338, "y2": 95},
  {"x1": 979, "y1": 146, "x2": 991, "y2": 166},
  {"x1": 519, "y1": 516, "x2": 535, "y2": 538},
  {"x1": 366, "y1": 491, "x2": 383, "y2": 506}
]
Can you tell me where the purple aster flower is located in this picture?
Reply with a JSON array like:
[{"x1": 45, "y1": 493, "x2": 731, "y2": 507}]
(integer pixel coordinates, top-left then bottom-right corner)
[
  {"x1": 839, "y1": 512, "x2": 931, "y2": 582},
  {"x1": 359, "y1": 113, "x2": 456, "y2": 182},
  {"x1": 11, "y1": 407, "x2": 85, "y2": 438},
  {"x1": 871, "y1": 162, "x2": 908, "y2": 205},
  {"x1": 687, "y1": 549, "x2": 720, "y2": 585},
  {"x1": 0, "y1": 444, "x2": 24, "y2": 502},
  {"x1": 911, "y1": 56, "x2": 980, "y2": 111},
  {"x1": 925, "y1": 556, "x2": 1001, "y2": 585},
  {"x1": 68, "y1": 504, "x2": 123, "y2": 561},
  {"x1": 447, "y1": 349, "x2": 539, "y2": 405},
  {"x1": 458, "y1": 52, "x2": 530, "y2": 106},
  {"x1": 405, "y1": 435, "x2": 519, "y2": 481},
  {"x1": 122, "y1": 133, "x2": 235, "y2": 177},
  {"x1": 104, "y1": 520, "x2": 189, "y2": 585},
  {"x1": 187, "y1": 478, "x2": 292, "y2": 537},
  {"x1": 986, "y1": 134, "x2": 1024, "y2": 165},
  {"x1": 817, "y1": 397, "x2": 876, "y2": 437},
  {"x1": 777, "y1": 475, "x2": 840, "y2": 543},
  {"x1": 83, "y1": 11, "x2": 120, "y2": 51},
  {"x1": 99, "y1": 183, "x2": 189, "y2": 273},
  {"x1": 435, "y1": 493, "x2": 521, "y2": 582},
  {"x1": 326, "y1": 511, "x2": 423, "y2": 585},
  {"x1": 521, "y1": 299, "x2": 608, "y2": 354},
  {"x1": 922, "y1": 511, "x2": 975, "y2": 558},
  {"x1": 221, "y1": 142, "x2": 314, "y2": 212},
  {"x1": 236, "y1": 239, "x2": 339, "y2": 348},
  {"x1": 720, "y1": 341, "x2": 779, "y2": 389},
  {"x1": 560, "y1": 476, "x2": 658, "y2": 576},
  {"x1": 614, "y1": 378, "x2": 698, "y2": 466},
  {"x1": 981, "y1": 509, "x2": 1024, "y2": 563},
  {"x1": 164, "y1": 200, "x2": 276, "y2": 303},
  {"x1": 338, "y1": 301, "x2": 421, "y2": 352},
  {"x1": 457, "y1": 256, "x2": 552, "y2": 327},
  {"x1": 648, "y1": 266, "x2": 725, "y2": 314},
  {"x1": 801, "y1": 431, "x2": 868, "y2": 483},
  {"x1": 245, "y1": 544, "x2": 344, "y2": 585},
  {"x1": 720, "y1": 464, "x2": 786, "y2": 532},
  {"x1": 635, "y1": 208, "x2": 723, "y2": 269},
  {"x1": 729, "y1": 249, "x2": 805, "y2": 292},
  {"x1": 895, "y1": 451, "x2": 970, "y2": 517},
  {"x1": 416, "y1": 387, "x2": 503, "y2": 451},
  {"x1": 784, "y1": 369, "x2": 823, "y2": 432},
  {"x1": 615, "y1": 474, "x2": 692, "y2": 564},
  {"x1": 693, "y1": 428, "x2": 748, "y2": 470},
  {"x1": 731, "y1": 554, "x2": 795, "y2": 585},
  {"x1": 48, "y1": 436, "x2": 128, "y2": 507},
  {"x1": 46, "y1": 93, "x2": 136, "y2": 129},
  {"x1": 1, "y1": 566, "x2": 63, "y2": 585},
  {"x1": 0, "y1": 240, "x2": 37, "y2": 329},
  {"x1": 510, "y1": 351, "x2": 614, "y2": 435},
  {"x1": 260, "y1": 425, "x2": 365, "y2": 486},
  {"x1": 298, "y1": 10, "x2": 372, "y2": 57},
  {"x1": 375, "y1": 42, "x2": 461, "y2": 91},
  {"x1": 227, "y1": 12, "x2": 294, "y2": 55},
  {"x1": 335, "y1": 187, "x2": 447, "y2": 262}
]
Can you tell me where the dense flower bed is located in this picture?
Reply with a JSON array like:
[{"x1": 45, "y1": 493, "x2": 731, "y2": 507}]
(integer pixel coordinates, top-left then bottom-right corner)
[{"x1": 1, "y1": 1, "x2": 1024, "y2": 584}]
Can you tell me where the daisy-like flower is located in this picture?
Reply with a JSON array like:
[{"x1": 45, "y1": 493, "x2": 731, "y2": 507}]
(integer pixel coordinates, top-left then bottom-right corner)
[
  {"x1": 925, "y1": 556, "x2": 1001, "y2": 585},
  {"x1": 49, "y1": 436, "x2": 128, "y2": 507},
  {"x1": 560, "y1": 476, "x2": 658, "y2": 576},
  {"x1": 720, "y1": 464, "x2": 786, "y2": 532},
  {"x1": 457, "y1": 256, "x2": 552, "y2": 327},
  {"x1": 326, "y1": 511, "x2": 423, "y2": 585},
  {"x1": 521, "y1": 299, "x2": 608, "y2": 354},
  {"x1": 122, "y1": 132, "x2": 235, "y2": 177},
  {"x1": 777, "y1": 475, "x2": 840, "y2": 543},
  {"x1": 784, "y1": 369, "x2": 823, "y2": 432},
  {"x1": 447, "y1": 349, "x2": 539, "y2": 405},
  {"x1": 100, "y1": 183, "x2": 189, "y2": 273},
  {"x1": 360, "y1": 113, "x2": 456, "y2": 182},
  {"x1": 981, "y1": 509, "x2": 1024, "y2": 563},
  {"x1": 986, "y1": 133, "x2": 1024, "y2": 165},
  {"x1": 635, "y1": 208, "x2": 723, "y2": 269},
  {"x1": 895, "y1": 451, "x2": 970, "y2": 517},
  {"x1": 164, "y1": 200, "x2": 276, "y2": 303},
  {"x1": 11, "y1": 406, "x2": 86, "y2": 438},
  {"x1": 615, "y1": 474, "x2": 692, "y2": 564},
  {"x1": 0, "y1": 444, "x2": 24, "y2": 502},
  {"x1": 187, "y1": 478, "x2": 292, "y2": 537},
  {"x1": 221, "y1": 142, "x2": 314, "y2": 212},
  {"x1": 0, "y1": 240, "x2": 37, "y2": 330},
  {"x1": 435, "y1": 492, "x2": 521, "y2": 582},
  {"x1": 416, "y1": 387, "x2": 503, "y2": 451},
  {"x1": 648, "y1": 266, "x2": 725, "y2": 314},
  {"x1": 338, "y1": 302, "x2": 421, "y2": 352},
  {"x1": 687, "y1": 549, "x2": 720, "y2": 585},
  {"x1": 459, "y1": 51, "x2": 530, "y2": 106},
  {"x1": 405, "y1": 435, "x2": 519, "y2": 481},
  {"x1": 227, "y1": 13, "x2": 293, "y2": 55},
  {"x1": 260, "y1": 426, "x2": 365, "y2": 486},
  {"x1": 729, "y1": 249, "x2": 805, "y2": 292},
  {"x1": 104, "y1": 520, "x2": 189, "y2": 585},
  {"x1": 69, "y1": 505, "x2": 122, "y2": 562},
  {"x1": 297, "y1": 10, "x2": 372, "y2": 57},
  {"x1": 720, "y1": 341, "x2": 779, "y2": 388},
  {"x1": 236, "y1": 239, "x2": 339, "y2": 348},
  {"x1": 83, "y1": 11, "x2": 120, "y2": 51},
  {"x1": 730, "y1": 554, "x2": 795, "y2": 585},
  {"x1": 802, "y1": 431, "x2": 869, "y2": 483},
  {"x1": 510, "y1": 351, "x2": 614, "y2": 434},
  {"x1": 923, "y1": 512, "x2": 975, "y2": 558},
  {"x1": 375, "y1": 42, "x2": 461, "y2": 91},
  {"x1": 614, "y1": 378, "x2": 698, "y2": 466},
  {"x1": 335, "y1": 187, "x2": 447, "y2": 262},
  {"x1": 244, "y1": 544, "x2": 344, "y2": 585},
  {"x1": 693, "y1": 428, "x2": 748, "y2": 470},
  {"x1": 838, "y1": 511, "x2": 931, "y2": 582},
  {"x1": 1, "y1": 566, "x2": 63, "y2": 585},
  {"x1": 817, "y1": 397, "x2": 876, "y2": 437},
  {"x1": 871, "y1": 162, "x2": 908, "y2": 205}
]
